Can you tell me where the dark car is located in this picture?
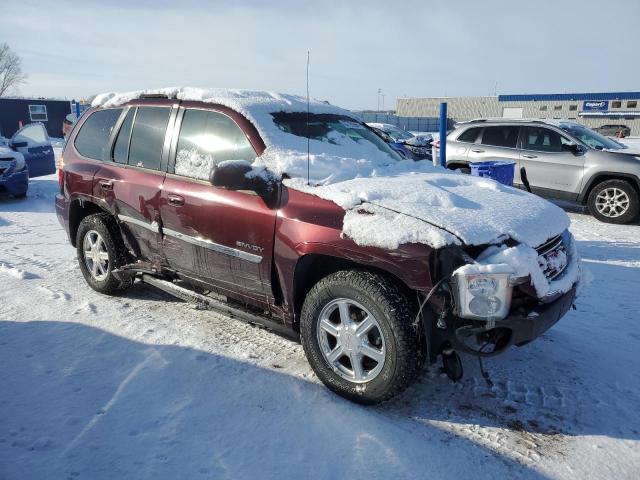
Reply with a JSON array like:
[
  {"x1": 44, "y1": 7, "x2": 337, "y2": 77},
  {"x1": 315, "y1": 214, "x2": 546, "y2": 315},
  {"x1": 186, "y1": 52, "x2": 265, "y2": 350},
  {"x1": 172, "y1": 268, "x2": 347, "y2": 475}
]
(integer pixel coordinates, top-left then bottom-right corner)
[
  {"x1": 0, "y1": 123, "x2": 56, "y2": 198},
  {"x1": 366, "y1": 122, "x2": 432, "y2": 161},
  {"x1": 56, "y1": 90, "x2": 581, "y2": 404},
  {"x1": 594, "y1": 124, "x2": 631, "y2": 138}
]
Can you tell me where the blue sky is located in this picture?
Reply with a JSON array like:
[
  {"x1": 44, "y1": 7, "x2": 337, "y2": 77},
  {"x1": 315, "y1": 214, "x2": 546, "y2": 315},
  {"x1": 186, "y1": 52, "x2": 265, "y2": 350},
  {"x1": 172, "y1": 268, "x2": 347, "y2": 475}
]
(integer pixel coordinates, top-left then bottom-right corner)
[{"x1": 1, "y1": 0, "x2": 639, "y2": 110}]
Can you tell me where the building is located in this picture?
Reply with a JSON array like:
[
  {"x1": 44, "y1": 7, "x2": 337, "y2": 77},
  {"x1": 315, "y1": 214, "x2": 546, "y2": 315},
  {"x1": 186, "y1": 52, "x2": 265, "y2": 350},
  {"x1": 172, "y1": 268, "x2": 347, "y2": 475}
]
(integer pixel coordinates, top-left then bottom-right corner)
[
  {"x1": 397, "y1": 92, "x2": 640, "y2": 135},
  {"x1": 0, "y1": 97, "x2": 72, "y2": 139}
]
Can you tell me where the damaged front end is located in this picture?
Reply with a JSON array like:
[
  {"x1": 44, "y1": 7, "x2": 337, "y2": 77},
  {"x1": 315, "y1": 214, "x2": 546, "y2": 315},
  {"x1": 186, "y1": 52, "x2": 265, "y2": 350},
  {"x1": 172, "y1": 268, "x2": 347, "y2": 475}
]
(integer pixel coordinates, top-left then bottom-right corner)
[{"x1": 422, "y1": 230, "x2": 581, "y2": 376}]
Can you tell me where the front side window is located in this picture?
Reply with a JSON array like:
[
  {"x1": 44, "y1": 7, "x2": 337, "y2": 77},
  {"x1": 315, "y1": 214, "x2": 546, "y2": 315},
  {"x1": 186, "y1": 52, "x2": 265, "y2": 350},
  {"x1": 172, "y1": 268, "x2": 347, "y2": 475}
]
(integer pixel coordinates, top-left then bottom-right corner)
[
  {"x1": 14, "y1": 123, "x2": 49, "y2": 145},
  {"x1": 480, "y1": 126, "x2": 519, "y2": 148},
  {"x1": 457, "y1": 127, "x2": 481, "y2": 143},
  {"x1": 523, "y1": 127, "x2": 571, "y2": 153},
  {"x1": 174, "y1": 109, "x2": 256, "y2": 180},
  {"x1": 128, "y1": 107, "x2": 171, "y2": 170},
  {"x1": 74, "y1": 108, "x2": 123, "y2": 161},
  {"x1": 29, "y1": 105, "x2": 48, "y2": 121}
]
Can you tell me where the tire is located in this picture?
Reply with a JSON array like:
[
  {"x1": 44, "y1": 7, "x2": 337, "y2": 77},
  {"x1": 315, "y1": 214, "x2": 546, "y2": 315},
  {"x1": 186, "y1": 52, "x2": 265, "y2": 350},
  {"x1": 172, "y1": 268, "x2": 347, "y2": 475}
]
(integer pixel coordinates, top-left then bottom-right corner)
[
  {"x1": 587, "y1": 179, "x2": 639, "y2": 224},
  {"x1": 76, "y1": 213, "x2": 131, "y2": 294},
  {"x1": 300, "y1": 270, "x2": 422, "y2": 404}
]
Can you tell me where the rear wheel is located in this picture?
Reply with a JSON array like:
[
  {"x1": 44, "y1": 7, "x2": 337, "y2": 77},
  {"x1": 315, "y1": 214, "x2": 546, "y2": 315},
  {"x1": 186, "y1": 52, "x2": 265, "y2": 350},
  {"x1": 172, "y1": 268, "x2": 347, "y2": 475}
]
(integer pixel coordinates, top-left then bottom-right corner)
[
  {"x1": 300, "y1": 270, "x2": 422, "y2": 404},
  {"x1": 588, "y1": 179, "x2": 639, "y2": 224},
  {"x1": 76, "y1": 213, "x2": 131, "y2": 294}
]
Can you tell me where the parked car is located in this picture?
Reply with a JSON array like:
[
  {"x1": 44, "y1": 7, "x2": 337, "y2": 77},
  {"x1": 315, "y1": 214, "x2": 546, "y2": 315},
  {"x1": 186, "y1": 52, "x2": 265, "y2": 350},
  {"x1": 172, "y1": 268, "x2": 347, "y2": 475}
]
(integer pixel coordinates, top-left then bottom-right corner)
[
  {"x1": 56, "y1": 90, "x2": 581, "y2": 404},
  {"x1": 594, "y1": 124, "x2": 631, "y2": 138},
  {"x1": 438, "y1": 119, "x2": 640, "y2": 224},
  {"x1": 366, "y1": 122, "x2": 432, "y2": 160},
  {"x1": 0, "y1": 123, "x2": 56, "y2": 198},
  {"x1": 63, "y1": 113, "x2": 77, "y2": 138}
]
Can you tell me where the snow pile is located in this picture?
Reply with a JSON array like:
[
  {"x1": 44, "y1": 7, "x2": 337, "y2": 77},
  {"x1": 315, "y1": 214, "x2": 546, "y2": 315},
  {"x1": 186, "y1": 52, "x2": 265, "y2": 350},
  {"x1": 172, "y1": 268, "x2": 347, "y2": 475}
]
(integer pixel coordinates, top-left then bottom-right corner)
[
  {"x1": 92, "y1": 87, "x2": 571, "y2": 252},
  {"x1": 288, "y1": 170, "x2": 570, "y2": 250}
]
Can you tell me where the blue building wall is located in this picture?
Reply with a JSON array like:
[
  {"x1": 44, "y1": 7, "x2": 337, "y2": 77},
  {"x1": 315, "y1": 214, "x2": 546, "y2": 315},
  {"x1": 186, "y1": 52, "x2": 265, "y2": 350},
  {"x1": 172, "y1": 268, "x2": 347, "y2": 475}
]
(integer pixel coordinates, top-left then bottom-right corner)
[{"x1": 0, "y1": 98, "x2": 72, "y2": 139}]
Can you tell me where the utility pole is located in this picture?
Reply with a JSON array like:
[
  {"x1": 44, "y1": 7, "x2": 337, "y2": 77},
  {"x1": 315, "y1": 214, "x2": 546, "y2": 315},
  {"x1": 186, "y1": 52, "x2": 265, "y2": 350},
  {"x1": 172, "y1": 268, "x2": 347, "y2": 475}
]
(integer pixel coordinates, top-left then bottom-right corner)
[{"x1": 377, "y1": 88, "x2": 381, "y2": 112}]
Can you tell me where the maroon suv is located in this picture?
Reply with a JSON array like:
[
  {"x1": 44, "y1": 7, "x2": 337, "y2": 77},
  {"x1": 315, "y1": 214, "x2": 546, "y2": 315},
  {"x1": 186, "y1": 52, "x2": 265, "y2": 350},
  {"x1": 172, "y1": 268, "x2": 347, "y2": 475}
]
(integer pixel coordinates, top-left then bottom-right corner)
[{"x1": 56, "y1": 89, "x2": 581, "y2": 404}]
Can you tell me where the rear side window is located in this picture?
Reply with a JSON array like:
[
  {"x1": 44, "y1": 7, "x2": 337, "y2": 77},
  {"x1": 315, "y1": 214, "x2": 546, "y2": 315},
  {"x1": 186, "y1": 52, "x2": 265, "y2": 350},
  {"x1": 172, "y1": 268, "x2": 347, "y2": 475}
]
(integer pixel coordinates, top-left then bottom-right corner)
[
  {"x1": 74, "y1": 109, "x2": 123, "y2": 161},
  {"x1": 173, "y1": 109, "x2": 256, "y2": 181},
  {"x1": 128, "y1": 107, "x2": 171, "y2": 170},
  {"x1": 481, "y1": 126, "x2": 519, "y2": 148},
  {"x1": 523, "y1": 127, "x2": 570, "y2": 153},
  {"x1": 113, "y1": 108, "x2": 135, "y2": 164},
  {"x1": 457, "y1": 127, "x2": 481, "y2": 143}
]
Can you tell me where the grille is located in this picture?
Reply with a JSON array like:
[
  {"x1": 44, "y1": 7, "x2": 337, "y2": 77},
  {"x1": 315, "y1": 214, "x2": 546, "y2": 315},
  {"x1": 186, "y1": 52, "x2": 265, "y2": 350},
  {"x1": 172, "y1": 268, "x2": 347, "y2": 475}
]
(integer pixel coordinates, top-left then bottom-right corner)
[{"x1": 536, "y1": 234, "x2": 568, "y2": 281}]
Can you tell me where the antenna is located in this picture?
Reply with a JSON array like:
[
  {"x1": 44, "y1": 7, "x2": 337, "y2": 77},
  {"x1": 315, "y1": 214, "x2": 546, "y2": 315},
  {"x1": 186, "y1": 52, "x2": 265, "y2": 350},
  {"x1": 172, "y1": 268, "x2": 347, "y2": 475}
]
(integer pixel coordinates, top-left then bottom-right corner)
[{"x1": 306, "y1": 50, "x2": 311, "y2": 186}]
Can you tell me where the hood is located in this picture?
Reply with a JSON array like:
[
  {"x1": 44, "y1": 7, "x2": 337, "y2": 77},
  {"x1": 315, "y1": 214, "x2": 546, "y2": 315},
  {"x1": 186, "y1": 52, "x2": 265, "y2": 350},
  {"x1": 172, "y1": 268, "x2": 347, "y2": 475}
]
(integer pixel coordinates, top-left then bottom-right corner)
[{"x1": 286, "y1": 170, "x2": 570, "y2": 250}]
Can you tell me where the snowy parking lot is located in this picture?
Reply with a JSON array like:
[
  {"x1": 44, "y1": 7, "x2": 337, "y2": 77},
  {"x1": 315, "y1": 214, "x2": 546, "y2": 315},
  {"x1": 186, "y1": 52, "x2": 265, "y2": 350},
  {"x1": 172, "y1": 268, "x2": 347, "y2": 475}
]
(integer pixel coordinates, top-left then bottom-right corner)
[{"x1": 1, "y1": 168, "x2": 639, "y2": 478}]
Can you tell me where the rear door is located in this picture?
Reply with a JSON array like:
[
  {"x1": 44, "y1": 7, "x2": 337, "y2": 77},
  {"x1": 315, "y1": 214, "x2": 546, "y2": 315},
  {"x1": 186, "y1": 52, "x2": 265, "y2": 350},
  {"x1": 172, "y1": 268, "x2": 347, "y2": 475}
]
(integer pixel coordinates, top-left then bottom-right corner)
[
  {"x1": 93, "y1": 103, "x2": 176, "y2": 265},
  {"x1": 11, "y1": 123, "x2": 55, "y2": 177},
  {"x1": 159, "y1": 106, "x2": 277, "y2": 306},
  {"x1": 519, "y1": 126, "x2": 585, "y2": 200}
]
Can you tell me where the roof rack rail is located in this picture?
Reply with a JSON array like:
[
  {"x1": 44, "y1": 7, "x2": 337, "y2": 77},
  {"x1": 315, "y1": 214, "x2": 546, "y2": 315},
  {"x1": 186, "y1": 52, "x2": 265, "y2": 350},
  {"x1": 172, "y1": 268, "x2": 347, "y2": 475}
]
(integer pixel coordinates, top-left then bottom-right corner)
[{"x1": 139, "y1": 93, "x2": 172, "y2": 99}]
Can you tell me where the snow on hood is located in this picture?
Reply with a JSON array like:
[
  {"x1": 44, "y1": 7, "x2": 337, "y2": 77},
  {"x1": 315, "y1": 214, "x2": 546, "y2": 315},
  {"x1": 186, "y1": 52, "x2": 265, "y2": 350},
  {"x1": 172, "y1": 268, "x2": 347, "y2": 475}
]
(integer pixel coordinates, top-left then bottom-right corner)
[
  {"x1": 93, "y1": 87, "x2": 570, "y2": 251},
  {"x1": 287, "y1": 167, "x2": 570, "y2": 250}
]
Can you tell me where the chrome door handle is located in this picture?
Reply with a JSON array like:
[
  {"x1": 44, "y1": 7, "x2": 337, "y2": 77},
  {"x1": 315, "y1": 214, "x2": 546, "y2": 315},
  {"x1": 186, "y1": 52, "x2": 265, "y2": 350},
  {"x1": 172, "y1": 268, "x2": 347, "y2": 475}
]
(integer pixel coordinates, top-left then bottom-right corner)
[
  {"x1": 99, "y1": 179, "x2": 114, "y2": 190},
  {"x1": 167, "y1": 194, "x2": 185, "y2": 206},
  {"x1": 522, "y1": 154, "x2": 538, "y2": 159},
  {"x1": 471, "y1": 149, "x2": 484, "y2": 153}
]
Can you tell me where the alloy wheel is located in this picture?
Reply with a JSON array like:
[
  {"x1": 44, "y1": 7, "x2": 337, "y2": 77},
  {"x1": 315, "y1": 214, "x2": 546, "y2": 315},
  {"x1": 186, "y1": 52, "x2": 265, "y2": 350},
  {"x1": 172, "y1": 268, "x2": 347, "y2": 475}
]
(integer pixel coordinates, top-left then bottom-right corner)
[
  {"x1": 595, "y1": 187, "x2": 630, "y2": 218},
  {"x1": 83, "y1": 230, "x2": 110, "y2": 281},
  {"x1": 316, "y1": 298, "x2": 386, "y2": 383}
]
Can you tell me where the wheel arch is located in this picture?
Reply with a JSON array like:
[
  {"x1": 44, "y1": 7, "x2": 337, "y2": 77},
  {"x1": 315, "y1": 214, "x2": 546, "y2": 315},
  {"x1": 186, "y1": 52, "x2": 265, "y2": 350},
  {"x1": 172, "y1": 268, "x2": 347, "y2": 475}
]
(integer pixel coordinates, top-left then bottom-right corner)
[
  {"x1": 579, "y1": 172, "x2": 640, "y2": 204},
  {"x1": 291, "y1": 253, "x2": 415, "y2": 332},
  {"x1": 68, "y1": 198, "x2": 110, "y2": 247}
]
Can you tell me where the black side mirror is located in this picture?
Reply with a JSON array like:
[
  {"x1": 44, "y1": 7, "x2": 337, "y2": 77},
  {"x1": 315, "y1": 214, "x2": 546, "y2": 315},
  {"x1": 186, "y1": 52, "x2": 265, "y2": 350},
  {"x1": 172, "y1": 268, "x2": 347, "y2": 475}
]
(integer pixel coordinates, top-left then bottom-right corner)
[
  {"x1": 562, "y1": 143, "x2": 586, "y2": 155},
  {"x1": 210, "y1": 160, "x2": 279, "y2": 208},
  {"x1": 11, "y1": 141, "x2": 28, "y2": 148}
]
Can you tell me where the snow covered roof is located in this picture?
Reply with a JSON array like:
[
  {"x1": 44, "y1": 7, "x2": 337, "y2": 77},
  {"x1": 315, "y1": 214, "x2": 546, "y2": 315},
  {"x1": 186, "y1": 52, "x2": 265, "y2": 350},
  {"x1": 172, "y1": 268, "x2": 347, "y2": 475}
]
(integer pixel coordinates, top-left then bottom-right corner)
[{"x1": 92, "y1": 87, "x2": 351, "y2": 149}]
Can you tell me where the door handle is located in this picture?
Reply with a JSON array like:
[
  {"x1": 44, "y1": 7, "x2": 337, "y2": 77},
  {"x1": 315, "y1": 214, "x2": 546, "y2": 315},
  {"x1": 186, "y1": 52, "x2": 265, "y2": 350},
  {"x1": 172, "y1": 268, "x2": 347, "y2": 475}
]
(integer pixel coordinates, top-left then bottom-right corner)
[
  {"x1": 167, "y1": 194, "x2": 185, "y2": 206},
  {"x1": 471, "y1": 149, "x2": 484, "y2": 153},
  {"x1": 522, "y1": 154, "x2": 538, "y2": 159},
  {"x1": 99, "y1": 179, "x2": 114, "y2": 190}
]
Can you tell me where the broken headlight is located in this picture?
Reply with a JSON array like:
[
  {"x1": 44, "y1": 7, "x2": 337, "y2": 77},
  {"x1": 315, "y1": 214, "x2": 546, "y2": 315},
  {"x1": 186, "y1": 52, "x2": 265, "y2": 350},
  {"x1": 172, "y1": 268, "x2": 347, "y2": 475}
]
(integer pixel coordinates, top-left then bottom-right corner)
[{"x1": 453, "y1": 272, "x2": 513, "y2": 321}]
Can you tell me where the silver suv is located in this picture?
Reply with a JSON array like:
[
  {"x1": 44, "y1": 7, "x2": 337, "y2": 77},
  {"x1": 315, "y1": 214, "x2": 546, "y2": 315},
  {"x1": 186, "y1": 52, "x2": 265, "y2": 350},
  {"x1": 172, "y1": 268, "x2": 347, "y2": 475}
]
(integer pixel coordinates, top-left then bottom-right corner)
[{"x1": 441, "y1": 119, "x2": 640, "y2": 224}]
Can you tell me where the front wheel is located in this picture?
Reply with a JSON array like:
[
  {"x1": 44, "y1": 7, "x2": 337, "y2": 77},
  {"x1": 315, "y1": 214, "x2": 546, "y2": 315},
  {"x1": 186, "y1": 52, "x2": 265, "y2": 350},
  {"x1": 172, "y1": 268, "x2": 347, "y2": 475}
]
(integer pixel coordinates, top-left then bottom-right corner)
[
  {"x1": 587, "y1": 179, "x2": 639, "y2": 224},
  {"x1": 300, "y1": 270, "x2": 422, "y2": 404}
]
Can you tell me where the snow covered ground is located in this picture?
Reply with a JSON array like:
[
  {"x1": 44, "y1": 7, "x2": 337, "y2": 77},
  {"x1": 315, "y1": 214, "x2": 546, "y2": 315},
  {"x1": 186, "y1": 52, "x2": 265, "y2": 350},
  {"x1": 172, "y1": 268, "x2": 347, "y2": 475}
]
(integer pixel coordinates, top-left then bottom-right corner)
[{"x1": 1, "y1": 157, "x2": 639, "y2": 478}]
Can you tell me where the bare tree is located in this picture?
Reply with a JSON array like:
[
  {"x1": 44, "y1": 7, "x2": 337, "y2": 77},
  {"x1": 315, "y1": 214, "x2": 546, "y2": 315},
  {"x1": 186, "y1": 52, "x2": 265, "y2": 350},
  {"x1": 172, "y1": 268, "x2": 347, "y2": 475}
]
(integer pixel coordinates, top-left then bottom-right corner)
[{"x1": 0, "y1": 43, "x2": 27, "y2": 97}]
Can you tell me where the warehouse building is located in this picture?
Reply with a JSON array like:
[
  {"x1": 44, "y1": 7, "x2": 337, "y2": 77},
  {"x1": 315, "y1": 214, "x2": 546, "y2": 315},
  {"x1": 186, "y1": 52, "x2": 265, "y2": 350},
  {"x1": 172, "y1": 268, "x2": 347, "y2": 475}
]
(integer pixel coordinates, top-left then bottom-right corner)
[{"x1": 397, "y1": 92, "x2": 640, "y2": 135}]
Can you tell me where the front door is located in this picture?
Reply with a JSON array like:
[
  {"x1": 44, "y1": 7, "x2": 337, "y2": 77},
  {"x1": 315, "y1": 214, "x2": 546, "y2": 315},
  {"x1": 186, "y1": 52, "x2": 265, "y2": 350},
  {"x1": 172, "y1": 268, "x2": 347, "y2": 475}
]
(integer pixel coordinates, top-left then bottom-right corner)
[
  {"x1": 93, "y1": 105, "x2": 174, "y2": 265},
  {"x1": 518, "y1": 126, "x2": 585, "y2": 200},
  {"x1": 159, "y1": 107, "x2": 277, "y2": 305},
  {"x1": 11, "y1": 123, "x2": 55, "y2": 177}
]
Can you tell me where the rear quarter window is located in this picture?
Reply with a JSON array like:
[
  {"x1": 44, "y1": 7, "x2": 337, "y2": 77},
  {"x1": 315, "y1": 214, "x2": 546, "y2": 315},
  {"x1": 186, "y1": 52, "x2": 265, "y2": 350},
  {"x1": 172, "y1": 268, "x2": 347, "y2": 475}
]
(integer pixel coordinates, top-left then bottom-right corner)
[
  {"x1": 456, "y1": 127, "x2": 482, "y2": 143},
  {"x1": 74, "y1": 109, "x2": 123, "y2": 161}
]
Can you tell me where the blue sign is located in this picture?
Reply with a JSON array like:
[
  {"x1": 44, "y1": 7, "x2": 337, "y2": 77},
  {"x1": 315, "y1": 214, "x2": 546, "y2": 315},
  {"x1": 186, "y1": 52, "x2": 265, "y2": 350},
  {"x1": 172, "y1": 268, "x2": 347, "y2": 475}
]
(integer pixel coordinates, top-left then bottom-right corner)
[{"x1": 583, "y1": 100, "x2": 609, "y2": 111}]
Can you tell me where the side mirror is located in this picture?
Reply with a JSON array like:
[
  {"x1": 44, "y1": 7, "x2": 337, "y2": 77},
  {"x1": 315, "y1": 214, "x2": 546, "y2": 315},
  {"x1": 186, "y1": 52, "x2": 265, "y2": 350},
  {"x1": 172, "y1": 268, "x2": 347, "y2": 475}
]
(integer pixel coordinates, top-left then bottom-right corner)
[
  {"x1": 562, "y1": 143, "x2": 586, "y2": 155},
  {"x1": 11, "y1": 141, "x2": 28, "y2": 148},
  {"x1": 210, "y1": 160, "x2": 279, "y2": 208}
]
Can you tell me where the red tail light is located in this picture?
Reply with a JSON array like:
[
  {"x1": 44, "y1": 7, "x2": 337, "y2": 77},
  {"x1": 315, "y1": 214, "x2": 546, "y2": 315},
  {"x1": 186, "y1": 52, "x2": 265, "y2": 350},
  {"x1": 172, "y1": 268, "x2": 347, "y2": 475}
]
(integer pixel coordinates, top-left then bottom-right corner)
[
  {"x1": 434, "y1": 140, "x2": 440, "y2": 149},
  {"x1": 58, "y1": 155, "x2": 64, "y2": 193}
]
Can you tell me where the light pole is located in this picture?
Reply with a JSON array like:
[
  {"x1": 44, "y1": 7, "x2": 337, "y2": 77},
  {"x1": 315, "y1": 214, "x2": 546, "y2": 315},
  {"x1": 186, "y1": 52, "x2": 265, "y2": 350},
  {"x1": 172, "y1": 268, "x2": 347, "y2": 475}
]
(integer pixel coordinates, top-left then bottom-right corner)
[{"x1": 377, "y1": 88, "x2": 381, "y2": 112}]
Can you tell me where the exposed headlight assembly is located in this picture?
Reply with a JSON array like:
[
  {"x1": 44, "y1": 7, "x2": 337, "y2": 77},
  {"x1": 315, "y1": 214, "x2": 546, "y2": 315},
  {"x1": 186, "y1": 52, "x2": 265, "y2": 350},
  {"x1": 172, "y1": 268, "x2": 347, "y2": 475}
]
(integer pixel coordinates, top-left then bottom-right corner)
[{"x1": 453, "y1": 271, "x2": 513, "y2": 321}]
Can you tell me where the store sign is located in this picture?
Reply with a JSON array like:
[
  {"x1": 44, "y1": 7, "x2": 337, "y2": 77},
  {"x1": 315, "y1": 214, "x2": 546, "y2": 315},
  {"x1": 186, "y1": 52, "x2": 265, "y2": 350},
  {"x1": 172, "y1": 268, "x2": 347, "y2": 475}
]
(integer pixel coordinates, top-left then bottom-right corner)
[{"x1": 583, "y1": 100, "x2": 609, "y2": 111}]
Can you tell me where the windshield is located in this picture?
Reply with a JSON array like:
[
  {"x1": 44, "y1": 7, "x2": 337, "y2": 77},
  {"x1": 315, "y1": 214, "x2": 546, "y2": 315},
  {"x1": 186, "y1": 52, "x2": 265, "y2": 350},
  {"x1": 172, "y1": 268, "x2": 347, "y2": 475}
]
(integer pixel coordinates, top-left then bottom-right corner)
[
  {"x1": 271, "y1": 112, "x2": 402, "y2": 160},
  {"x1": 382, "y1": 125, "x2": 414, "y2": 142},
  {"x1": 560, "y1": 123, "x2": 624, "y2": 150}
]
